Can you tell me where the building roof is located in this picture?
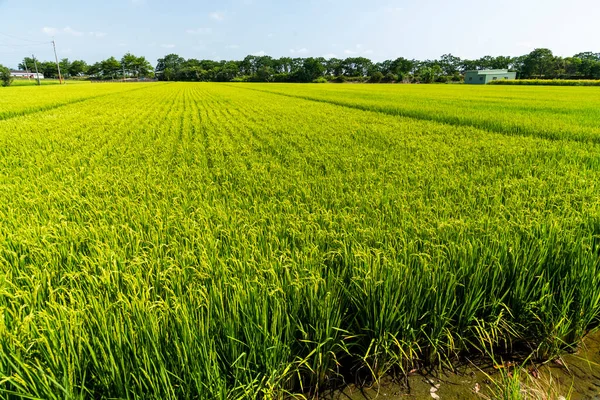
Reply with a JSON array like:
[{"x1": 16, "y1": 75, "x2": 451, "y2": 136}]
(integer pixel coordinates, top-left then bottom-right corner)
[
  {"x1": 465, "y1": 69, "x2": 511, "y2": 75},
  {"x1": 10, "y1": 70, "x2": 28, "y2": 73}
]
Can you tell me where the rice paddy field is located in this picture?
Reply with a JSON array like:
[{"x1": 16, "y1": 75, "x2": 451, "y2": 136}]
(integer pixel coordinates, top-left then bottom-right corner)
[{"x1": 1, "y1": 82, "x2": 600, "y2": 399}]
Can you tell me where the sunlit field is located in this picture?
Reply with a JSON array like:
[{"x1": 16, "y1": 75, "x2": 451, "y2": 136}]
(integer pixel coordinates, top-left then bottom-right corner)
[
  {"x1": 9, "y1": 78, "x2": 89, "y2": 87},
  {"x1": 1, "y1": 82, "x2": 599, "y2": 399}
]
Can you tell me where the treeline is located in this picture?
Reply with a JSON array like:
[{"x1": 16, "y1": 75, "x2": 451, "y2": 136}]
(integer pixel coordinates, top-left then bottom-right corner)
[
  {"x1": 155, "y1": 48, "x2": 600, "y2": 83},
  {"x1": 19, "y1": 53, "x2": 154, "y2": 80},
  {"x1": 13, "y1": 48, "x2": 600, "y2": 83}
]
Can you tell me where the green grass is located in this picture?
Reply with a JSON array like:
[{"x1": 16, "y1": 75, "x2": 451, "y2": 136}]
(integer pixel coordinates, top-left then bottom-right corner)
[
  {"x1": 490, "y1": 79, "x2": 600, "y2": 86},
  {"x1": 10, "y1": 79, "x2": 73, "y2": 86},
  {"x1": 0, "y1": 82, "x2": 599, "y2": 399}
]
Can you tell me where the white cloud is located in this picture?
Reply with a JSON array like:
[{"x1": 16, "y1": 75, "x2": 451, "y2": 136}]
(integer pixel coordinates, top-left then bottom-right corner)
[
  {"x1": 252, "y1": 50, "x2": 266, "y2": 56},
  {"x1": 63, "y1": 26, "x2": 84, "y2": 36},
  {"x1": 267, "y1": 33, "x2": 274, "y2": 38},
  {"x1": 161, "y1": 44, "x2": 176, "y2": 49},
  {"x1": 42, "y1": 26, "x2": 86, "y2": 37},
  {"x1": 344, "y1": 45, "x2": 373, "y2": 56},
  {"x1": 290, "y1": 48, "x2": 309, "y2": 54},
  {"x1": 209, "y1": 11, "x2": 225, "y2": 21},
  {"x1": 384, "y1": 6, "x2": 403, "y2": 12},
  {"x1": 186, "y1": 27, "x2": 212, "y2": 35},
  {"x1": 517, "y1": 41, "x2": 536, "y2": 49},
  {"x1": 225, "y1": 44, "x2": 240, "y2": 49},
  {"x1": 118, "y1": 43, "x2": 127, "y2": 47},
  {"x1": 89, "y1": 31, "x2": 107, "y2": 38},
  {"x1": 323, "y1": 53, "x2": 337, "y2": 58},
  {"x1": 42, "y1": 27, "x2": 58, "y2": 36}
]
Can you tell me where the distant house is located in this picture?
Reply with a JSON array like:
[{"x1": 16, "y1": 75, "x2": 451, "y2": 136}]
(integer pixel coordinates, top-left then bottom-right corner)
[
  {"x1": 9, "y1": 70, "x2": 44, "y2": 79},
  {"x1": 464, "y1": 69, "x2": 516, "y2": 84}
]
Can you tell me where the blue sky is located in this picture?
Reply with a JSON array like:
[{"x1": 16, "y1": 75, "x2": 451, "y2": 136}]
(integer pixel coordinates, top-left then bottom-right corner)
[{"x1": 0, "y1": 0, "x2": 598, "y2": 69}]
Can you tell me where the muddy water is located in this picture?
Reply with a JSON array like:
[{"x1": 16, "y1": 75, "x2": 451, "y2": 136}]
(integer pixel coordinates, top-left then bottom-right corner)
[{"x1": 329, "y1": 332, "x2": 600, "y2": 399}]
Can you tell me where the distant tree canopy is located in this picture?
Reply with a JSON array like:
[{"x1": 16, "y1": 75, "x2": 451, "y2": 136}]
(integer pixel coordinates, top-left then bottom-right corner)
[
  {"x1": 154, "y1": 49, "x2": 600, "y2": 83},
  {"x1": 14, "y1": 48, "x2": 600, "y2": 83},
  {"x1": 19, "y1": 53, "x2": 154, "y2": 80}
]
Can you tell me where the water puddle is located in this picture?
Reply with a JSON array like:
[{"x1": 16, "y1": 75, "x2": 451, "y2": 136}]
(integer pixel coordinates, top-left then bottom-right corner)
[{"x1": 329, "y1": 331, "x2": 600, "y2": 399}]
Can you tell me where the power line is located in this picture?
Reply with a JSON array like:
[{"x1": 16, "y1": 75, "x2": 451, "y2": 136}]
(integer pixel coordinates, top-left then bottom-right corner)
[
  {"x1": 0, "y1": 42, "x2": 51, "y2": 47},
  {"x1": 0, "y1": 32, "x2": 50, "y2": 44}
]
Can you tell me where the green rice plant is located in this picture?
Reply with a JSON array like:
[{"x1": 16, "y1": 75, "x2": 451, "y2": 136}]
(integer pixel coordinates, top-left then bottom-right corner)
[
  {"x1": 490, "y1": 79, "x2": 600, "y2": 86},
  {"x1": 230, "y1": 83, "x2": 600, "y2": 143},
  {"x1": 0, "y1": 82, "x2": 599, "y2": 398}
]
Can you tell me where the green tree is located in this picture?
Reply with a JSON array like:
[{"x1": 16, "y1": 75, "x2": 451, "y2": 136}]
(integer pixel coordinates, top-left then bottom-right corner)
[
  {"x1": 101, "y1": 56, "x2": 122, "y2": 79},
  {"x1": 87, "y1": 62, "x2": 102, "y2": 78},
  {"x1": 382, "y1": 72, "x2": 397, "y2": 83},
  {"x1": 439, "y1": 53, "x2": 461, "y2": 75},
  {"x1": 135, "y1": 56, "x2": 154, "y2": 77},
  {"x1": 490, "y1": 56, "x2": 515, "y2": 70},
  {"x1": 571, "y1": 53, "x2": 600, "y2": 78},
  {"x1": 341, "y1": 57, "x2": 372, "y2": 77},
  {"x1": 255, "y1": 66, "x2": 274, "y2": 82},
  {"x1": 391, "y1": 57, "x2": 416, "y2": 76},
  {"x1": 121, "y1": 52, "x2": 138, "y2": 77},
  {"x1": 216, "y1": 61, "x2": 239, "y2": 82},
  {"x1": 417, "y1": 65, "x2": 442, "y2": 83},
  {"x1": 294, "y1": 57, "x2": 325, "y2": 82},
  {"x1": 155, "y1": 54, "x2": 185, "y2": 81},
  {"x1": 59, "y1": 58, "x2": 71, "y2": 78},
  {"x1": 369, "y1": 71, "x2": 384, "y2": 83},
  {"x1": 18, "y1": 57, "x2": 36, "y2": 71},
  {"x1": 521, "y1": 48, "x2": 556, "y2": 78},
  {"x1": 239, "y1": 55, "x2": 255, "y2": 75},
  {"x1": 121, "y1": 53, "x2": 153, "y2": 78},
  {"x1": 69, "y1": 60, "x2": 88, "y2": 77},
  {"x1": 0, "y1": 65, "x2": 13, "y2": 87},
  {"x1": 40, "y1": 61, "x2": 58, "y2": 79},
  {"x1": 461, "y1": 59, "x2": 479, "y2": 72},
  {"x1": 325, "y1": 58, "x2": 343, "y2": 77}
]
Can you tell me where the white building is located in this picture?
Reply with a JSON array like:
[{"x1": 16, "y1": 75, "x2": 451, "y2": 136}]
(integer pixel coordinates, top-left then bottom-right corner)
[{"x1": 10, "y1": 70, "x2": 45, "y2": 79}]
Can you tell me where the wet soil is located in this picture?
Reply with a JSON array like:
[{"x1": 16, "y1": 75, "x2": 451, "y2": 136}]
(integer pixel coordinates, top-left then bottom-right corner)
[{"x1": 327, "y1": 331, "x2": 600, "y2": 399}]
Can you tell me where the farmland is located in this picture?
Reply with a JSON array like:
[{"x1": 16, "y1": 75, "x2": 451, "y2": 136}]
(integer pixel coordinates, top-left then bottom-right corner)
[{"x1": 0, "y1": 82, "x2": 600, "y2": 399}]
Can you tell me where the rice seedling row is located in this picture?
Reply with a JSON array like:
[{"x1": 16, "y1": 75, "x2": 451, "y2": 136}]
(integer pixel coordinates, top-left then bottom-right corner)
[{"x1": 234, "y1": 83, "x2": 600, "y2": 143}]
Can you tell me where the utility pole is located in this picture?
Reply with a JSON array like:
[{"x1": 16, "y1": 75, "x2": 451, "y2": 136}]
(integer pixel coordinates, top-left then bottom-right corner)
[
  {"x1": 23, "y1": 60, "x2": 31, "y2": 81},
  {"x1": 32, "y1": 54, "x2": 41, "y2": 86},
  {"x1": 52, "y1": 39, "x2": 63, "y2": 84}
]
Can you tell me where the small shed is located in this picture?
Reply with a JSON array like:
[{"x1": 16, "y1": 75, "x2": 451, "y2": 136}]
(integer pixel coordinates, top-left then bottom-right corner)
[
  {"x1": 10, "y1": 70, "x2": 45, "y2": 79},
  {"x1": 464, "y1": 69, "x2": 516, "y2": 84}
]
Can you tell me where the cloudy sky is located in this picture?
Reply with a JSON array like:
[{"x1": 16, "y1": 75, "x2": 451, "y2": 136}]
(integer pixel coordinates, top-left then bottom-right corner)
[{"x1": 0, "y1": 0, "x2": 598, "y2": 68}]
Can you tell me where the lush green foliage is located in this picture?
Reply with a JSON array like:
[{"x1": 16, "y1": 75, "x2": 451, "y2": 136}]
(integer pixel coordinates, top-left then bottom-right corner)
[
  {"x1": 0, "y1": 64, "x2": 13, "y2": 87},
  {"x1": 14, "y1": 48, "x2": 599, "y2": 84},
  {"x1": 151, "y1": 48, "x2": 599, "y2": 83},
  {"x1": 19, "y1": 53, "x2": 154, "y2": 80},
  {"x1": 0, "y1": 83, "x2": 599, "y2": 399}
]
